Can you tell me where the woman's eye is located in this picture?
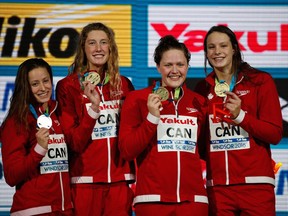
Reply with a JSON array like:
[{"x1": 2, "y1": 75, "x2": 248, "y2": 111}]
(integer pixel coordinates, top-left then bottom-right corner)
[
  {"x1": 31, "y1": 83, "x2": 38, "y2": 87},
  {"x1": 101, "y1": 40, "x2": 108, "y2": 45}
]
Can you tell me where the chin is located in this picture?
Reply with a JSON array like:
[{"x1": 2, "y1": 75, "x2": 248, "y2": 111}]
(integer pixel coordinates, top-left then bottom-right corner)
[
  {"x1": 171, "y1": 81, "x2": 183, "y2": 88},
  {"x1": 36, "y1": 98, "x2": 50, "y2": 104}
]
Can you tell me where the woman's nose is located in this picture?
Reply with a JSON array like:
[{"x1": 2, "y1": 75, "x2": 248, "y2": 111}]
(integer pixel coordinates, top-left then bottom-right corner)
[{"x1": 39, "y1": 82, "x2": 46, "y2": 90}]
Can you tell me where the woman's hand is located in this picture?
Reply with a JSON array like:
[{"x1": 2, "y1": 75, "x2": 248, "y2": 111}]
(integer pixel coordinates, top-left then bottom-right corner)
[
  {"x1": 83, "y1": 81, "x2": 101, "y2": 112},
  {"x1": 224, "y1": 91, "x2": 241, "y2": 119},
  {"x1": 36, "y1": 128, "x2": 50, "y2": 150},
  {"x1": 147, "y1": 93, "x2": 162, "y2": 118}
]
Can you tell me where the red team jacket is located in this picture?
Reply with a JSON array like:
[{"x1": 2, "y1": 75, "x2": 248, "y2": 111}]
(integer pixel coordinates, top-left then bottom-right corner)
[
  {"x1": 56, "y1": 73, "x2": 135, "y2": 184},
  {"x1": 195, "y1": 66, "x2": 283, "y2": 187},
  {"x1": 119, "y1": 83, "x2": 208, "y2": 205},
  {"x1": 1, "y1": 100, "x2": 73, "y2": 215}
]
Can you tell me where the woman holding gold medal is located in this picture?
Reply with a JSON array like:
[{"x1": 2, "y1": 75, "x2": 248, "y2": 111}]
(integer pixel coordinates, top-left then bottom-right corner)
[
  {"x1": 118, "y1": 35, "x2": 208, "y2": 216},
  {"x1": 194, "y1": 25, "x2": 283, "y2": 215},
  {"x1": 56, "y1": 23, "x2": 135, "y2": 216},
  {"x1": 1, "y1": 58, "x2": 73, "y2": 215}
]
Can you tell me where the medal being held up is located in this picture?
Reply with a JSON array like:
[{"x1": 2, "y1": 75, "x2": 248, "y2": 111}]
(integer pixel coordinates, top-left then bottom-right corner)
[
  {"x1": 153, "y1": 81, "x2": 169, "y2": 101},
  {"x1": 154, "y1": 86, "x2": 169, "y2": 101},
  {"x1": 37, "y1": 114, "x2": 52, "y2": 129},
  {"x1": 30, "y1": 104, "x2": 52, "y2": 129},
  {"x1": 84, "y1": 71, "x2": 101, "y2": 85},
  {"x1": 214, "y1": 80, "x2": 229, "y2": 97}
]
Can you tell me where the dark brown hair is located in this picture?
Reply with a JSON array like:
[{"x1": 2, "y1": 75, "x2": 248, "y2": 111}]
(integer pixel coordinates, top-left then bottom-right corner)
[
  {"x1": 203, "y1": 25, "x2": 243, "y2": 76},
  {"x1": 154, "y1": 35, "x2": 191, "y2": 65},
  {"x1": 2, "y1": 58, "x2": 52, "y2": 130}
]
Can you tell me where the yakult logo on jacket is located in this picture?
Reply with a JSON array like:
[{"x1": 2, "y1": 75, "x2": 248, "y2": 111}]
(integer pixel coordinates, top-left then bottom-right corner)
[
  {"x1": 99, "y1": 102, "x2": 121, "y2": 110},
  {"x1": 161, "y1": 117, "x2": 196, "y2": 125},
  {"x1": 48, "y1": 136, "x2": 65, "y2": 144}
]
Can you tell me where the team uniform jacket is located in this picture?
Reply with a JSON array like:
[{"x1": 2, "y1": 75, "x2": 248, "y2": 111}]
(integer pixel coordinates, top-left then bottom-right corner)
[
  {"x1": 194, "y1": 65, "x2": 283, "y2": 187},
  {"x1": 56, "y1": 73, "x2": 135, "y2": 184},
  {"x1": 119, "y1": 83, "x2": 208, "y2": 205},
  {"x1": 1, "y1": 100, "x2": 73, "y2": 216}
]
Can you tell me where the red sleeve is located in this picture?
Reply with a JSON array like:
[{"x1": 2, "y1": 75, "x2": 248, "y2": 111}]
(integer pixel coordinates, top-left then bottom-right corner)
[
  {"x1": 1, "y1": 119, "x2": 43, "y2": 187},
  {"x1": 118, "y1": 91, "x2": 158, "y2": 161},
  {"x1": 56, "y1": 78, "x2": 96, "y2": 153},
  {"x1": 122, "y1": 76, "x2": 135, "y2": 92},
  {"x1": 240, "y1": 74, "x2": 283, "y2": 144}
]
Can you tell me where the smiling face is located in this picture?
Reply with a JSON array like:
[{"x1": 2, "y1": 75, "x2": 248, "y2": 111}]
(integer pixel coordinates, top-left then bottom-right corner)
[
  {"x1": 157, "y1": 49, "x2": 188, "y2": 88},
  {"x1": 28, "y1": 67, "x2": 52, "y2": 104},
  {"x1": 206, "y1": 31, "x2": 235, "y2": 73},
  {"x1": 85, "y1": 30, "x2": 110, "y2": 71}
]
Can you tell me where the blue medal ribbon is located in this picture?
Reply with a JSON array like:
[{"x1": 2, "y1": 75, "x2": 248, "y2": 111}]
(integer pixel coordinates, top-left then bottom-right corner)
[
  {"x1": 29, "y1": 104, "x2": 39, "y2": 120},
  {"x1": 229, "y1": 75, "x2": 236, "y2": 91},
  {"x1": 29, "y1": 104, "x2": 50, "y2": 128}
]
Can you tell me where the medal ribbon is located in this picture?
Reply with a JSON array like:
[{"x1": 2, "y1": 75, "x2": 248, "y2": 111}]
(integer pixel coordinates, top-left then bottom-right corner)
[
  {"x1": 153, "y1": 81, "x2": 161, "y2": 92},
  {"x1": 29, "y1": 104, "x2": 49, "y2": 118},
  {"x1": 79, "y1": 71, "x2": 109, "y2": 88},
  {"x1": 229, "y1": 75, "x2": 236, "y2": 91},
  {"x1": 215, "y1": 78, "x2": 226, "y2": 88},
  {"x1": 29, "y1": 104, "x2": 50, "y2": 129},
  {"x1": 29, "y1": 104, "x2": 39, "y2": 120},
  {"x1": 173, "y1": 87, "x2": 181, "y2": 101},
  {"x1": 97, "y1": 73, "x2": 110, "y2": 86}
]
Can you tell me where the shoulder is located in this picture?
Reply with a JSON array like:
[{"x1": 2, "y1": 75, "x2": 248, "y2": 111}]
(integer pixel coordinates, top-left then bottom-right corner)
[
  {"x1": 120, "y1": 75, "x2": 131, "y2": 82},
  {"x1": 120, "y1": 75, "x2": 135, "y2": 91},
  {"x1": 56, "y1": 74, "x2": 80, "y2": 93},
  {"x1": 121, "y1": 87, "x2": 150, "y2": 111},
  {"x1": 242, "y1": 66, "x2": 274, "y2": 85},
  {"x1": 126, "y1": 87, "x2": 151, "y2": 100},
  {"x1": 184, "y1": 87, "x2": 207, "y2": 107},
  {"x1": 57, "y1": 74, "x2": 78, "y2": 86}
]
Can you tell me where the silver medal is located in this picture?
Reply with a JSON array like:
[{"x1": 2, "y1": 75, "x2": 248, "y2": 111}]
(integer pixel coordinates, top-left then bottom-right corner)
[{"x1": 37, "y1": 114, "x2": 52, "y2": 129}]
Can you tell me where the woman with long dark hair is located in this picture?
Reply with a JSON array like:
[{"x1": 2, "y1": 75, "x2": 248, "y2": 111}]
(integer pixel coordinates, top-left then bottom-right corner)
[
  {"x1": 1, "y1": 58, "x2": 73, "y2": 216},
  {"x1": 195, "y1": 25, "x2": 283, "y2": 216}
]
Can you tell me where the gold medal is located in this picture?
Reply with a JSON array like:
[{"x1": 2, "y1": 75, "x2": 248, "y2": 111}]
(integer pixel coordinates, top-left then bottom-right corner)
[
  {"x1": 214, "y1": 82, "x2": 229, "y2": 97},
  {"x1": 154, "y1": 86, "x2": 169, "y2": 101},
  {"x1": 84, "y1": 72, "x2": 101, "y2": 85}
]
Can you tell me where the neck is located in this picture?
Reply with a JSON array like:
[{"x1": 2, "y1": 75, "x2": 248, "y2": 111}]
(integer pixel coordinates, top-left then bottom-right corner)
[
  {"x1": 215, "y1": 70, "x2": 233, "y2": 85},
  {"x1": 42, "y1": 102, "x2": 48, "y2": 112}
]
